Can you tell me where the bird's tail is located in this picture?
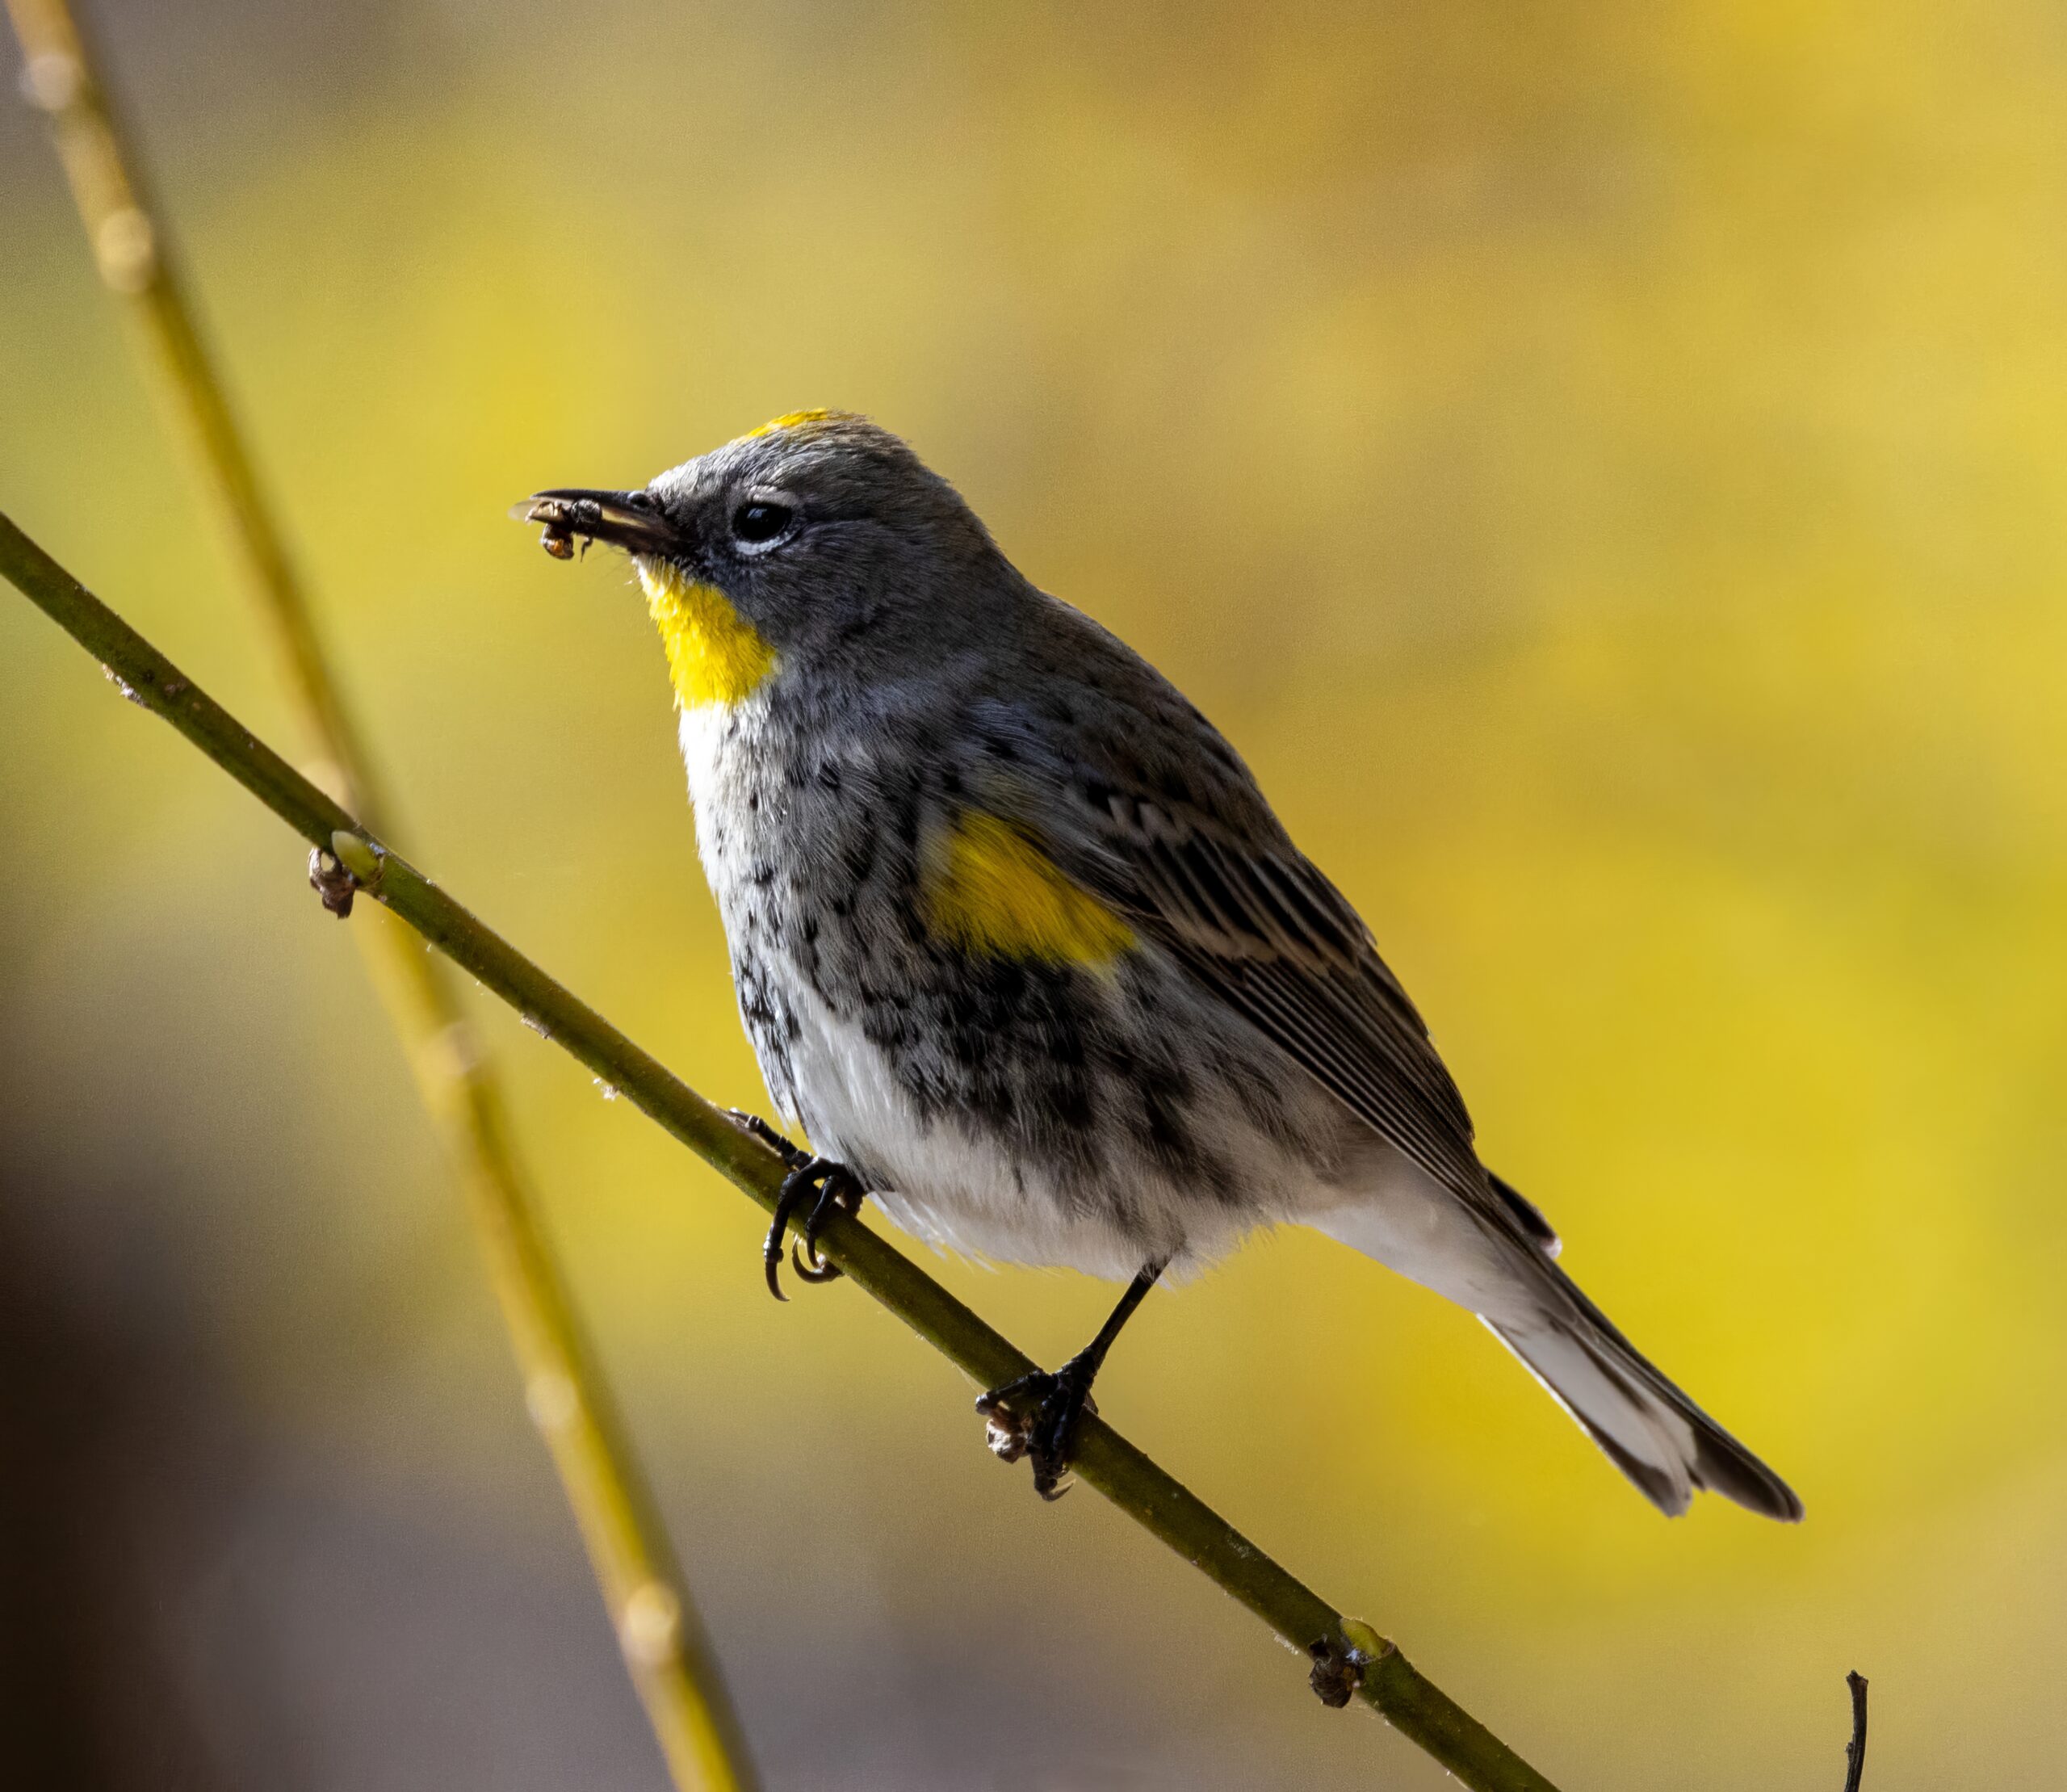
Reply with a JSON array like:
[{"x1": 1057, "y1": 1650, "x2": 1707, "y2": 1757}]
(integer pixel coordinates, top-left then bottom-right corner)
[
  {"x1": 1486, "y1": 1262, "x2": 1802, "y2": 1521},
  {"x1": 1311, "y1": 1171, "x2": 1801, "y2": 1519}
]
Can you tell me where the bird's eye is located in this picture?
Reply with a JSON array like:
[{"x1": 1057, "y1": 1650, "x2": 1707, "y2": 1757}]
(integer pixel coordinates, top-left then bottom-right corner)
[{"x1": 730, "y1": 500, "x2": 795, "y2": 547}]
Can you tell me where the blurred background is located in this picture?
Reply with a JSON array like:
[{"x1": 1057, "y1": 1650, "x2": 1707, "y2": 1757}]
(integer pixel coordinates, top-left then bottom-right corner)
[{"x1": 3, "y1": 2, "x2": 2063, "y2": 1786}]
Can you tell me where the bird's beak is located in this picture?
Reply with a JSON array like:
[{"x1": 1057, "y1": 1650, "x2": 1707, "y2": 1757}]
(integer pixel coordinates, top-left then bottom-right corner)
[{"x1": 510, "y1": 488, "x2": 687, "y2": 561}]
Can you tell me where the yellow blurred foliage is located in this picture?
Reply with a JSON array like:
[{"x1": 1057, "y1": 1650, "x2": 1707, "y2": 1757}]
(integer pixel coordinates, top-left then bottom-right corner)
[{"x1": 3, "y1": 3, "x2": 2063, "y2": 1786}]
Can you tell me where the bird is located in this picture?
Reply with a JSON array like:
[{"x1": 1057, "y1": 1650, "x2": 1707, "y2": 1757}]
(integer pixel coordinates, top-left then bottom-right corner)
[{"x1": 518, "y1": 409, "x2": 1802, "y2": 1521}]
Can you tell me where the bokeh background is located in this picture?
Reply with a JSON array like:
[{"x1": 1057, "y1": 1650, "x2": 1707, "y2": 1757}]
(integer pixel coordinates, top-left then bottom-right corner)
[{"x1": 4, "y1": 2, "x2": 2064, "y2": 1786}]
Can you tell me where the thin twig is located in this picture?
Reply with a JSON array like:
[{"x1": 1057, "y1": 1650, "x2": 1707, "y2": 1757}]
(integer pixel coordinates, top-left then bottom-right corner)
[
  {"x1": 1, "y1": 512, "x2": 1565, "y2": 1792},
  {"x1": 1843, "y1": 1671, "x2": 1868, "y2": 1792},
  {"x1": 1, "y1": 6, "x2": 757, "y2": 1786}
]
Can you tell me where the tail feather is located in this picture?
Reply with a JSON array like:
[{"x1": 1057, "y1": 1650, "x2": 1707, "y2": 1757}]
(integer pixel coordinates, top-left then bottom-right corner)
[
  {"x1": 1311, "y1": 1173, "x2": 1802, "y2": 1521},
  {"x1": 1491, "y1": 1264, "x2": 1803, "y2": 1521},
  {"x1": 1488, "y1": 1171, "x2": 1561, "y2": 1258}
]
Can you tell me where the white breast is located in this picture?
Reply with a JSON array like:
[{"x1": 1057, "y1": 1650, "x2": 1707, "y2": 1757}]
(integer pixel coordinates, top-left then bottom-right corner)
[{"x1": 777, "y1": 976, "x2": 1182, "y2": 1280}]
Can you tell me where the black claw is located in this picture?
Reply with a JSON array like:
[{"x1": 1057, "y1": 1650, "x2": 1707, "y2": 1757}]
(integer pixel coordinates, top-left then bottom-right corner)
[
  {"x1": 790, "y1": 1243, "x2": 843, "y2": 1283},
  {"x1": 793, "y1": 1166, "x2": 863, "y2": 1282},
  {"x1": 763, "y1": 1161, "x2": 819, "y2": 1301},
  {"x1": 761, "y1": 1156, "x2": 866, "y2": 1299}
]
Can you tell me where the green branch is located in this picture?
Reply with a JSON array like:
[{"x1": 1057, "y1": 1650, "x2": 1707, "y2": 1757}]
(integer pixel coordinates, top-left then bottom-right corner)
[
  {"x1": 0, "y1": 510, "x2": 1562, "y2": 1792},
  {"x1": 3, "y1": 3, "x2": 758, "y2": 1783}
]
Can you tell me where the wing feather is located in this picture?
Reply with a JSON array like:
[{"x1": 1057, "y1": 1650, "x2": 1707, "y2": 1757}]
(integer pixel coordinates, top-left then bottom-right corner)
[{"x1": 987, "y1": 761, "x2": 1487, "y2": 1201}]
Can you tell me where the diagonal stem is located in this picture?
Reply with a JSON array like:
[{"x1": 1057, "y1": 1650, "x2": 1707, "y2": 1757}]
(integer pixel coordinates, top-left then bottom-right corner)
[
  {"x1": 1843, "y1": 1671, "x2": 1868, "y2": 1791},
  {"x1": 0, "y1": 510, "x2": 1563, "y2": 1792},
  {"x1": 1, "y1": 6, "x2": 758, "y2": 1786}
]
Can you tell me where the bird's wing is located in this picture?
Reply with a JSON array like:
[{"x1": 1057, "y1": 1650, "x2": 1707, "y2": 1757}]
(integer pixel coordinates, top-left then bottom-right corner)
[{"x1": 963, "y1": 711, "x2": 1487, "y2": 1204}]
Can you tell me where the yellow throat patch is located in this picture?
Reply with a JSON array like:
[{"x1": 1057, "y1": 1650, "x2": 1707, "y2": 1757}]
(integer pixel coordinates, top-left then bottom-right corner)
[
  {"x1": 638, "y1": 562, "x2": 777, "y2": 709},
  {"x1": 926, "y1": 812, "x2": 1135, "y2": 967}
]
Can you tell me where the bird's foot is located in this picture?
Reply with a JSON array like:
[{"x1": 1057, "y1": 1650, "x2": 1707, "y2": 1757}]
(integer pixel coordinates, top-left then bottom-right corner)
[
  {"x1": 723, "y1": 1111, "x2": 854, "y2": 1296},
  {"x1": 760, "y1": 1150, "x2": 866, "y2": 1299},
  {"x1": 976, "y1": 1361, "x2": 1100, "y2": 1501}
]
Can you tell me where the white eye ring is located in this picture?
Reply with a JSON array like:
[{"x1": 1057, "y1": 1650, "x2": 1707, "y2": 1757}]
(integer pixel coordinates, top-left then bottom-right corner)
[{"x1": 729, "y1": 494, "x2": 797, "y2": 552}]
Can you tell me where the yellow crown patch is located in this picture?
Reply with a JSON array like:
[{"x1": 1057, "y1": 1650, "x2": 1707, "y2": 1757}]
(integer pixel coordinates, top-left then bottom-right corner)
[{"x1": 747, "y1": 408, "x2": 852, "y2": 439}]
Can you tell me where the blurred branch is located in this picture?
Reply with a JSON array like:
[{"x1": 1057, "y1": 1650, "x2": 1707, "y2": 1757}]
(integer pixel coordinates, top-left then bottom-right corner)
[
  {"x1": 1, "y1": 6, "x2": 759, "y2": 1789},
  {"x1": 1843, "y1": 1672, "x2": 1868, "y2": 1791},
  {"x1": 1, "y1": 513, "x2": 1565, "y2": 1792}
]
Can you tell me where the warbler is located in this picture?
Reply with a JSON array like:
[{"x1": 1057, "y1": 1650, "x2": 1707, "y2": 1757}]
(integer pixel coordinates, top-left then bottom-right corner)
[{"x1": 520, "y1": 410, "x2": 1801, "y2": 1519}]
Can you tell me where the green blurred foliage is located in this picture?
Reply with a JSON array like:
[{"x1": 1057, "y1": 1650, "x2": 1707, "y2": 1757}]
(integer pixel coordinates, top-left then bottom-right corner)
[{"x1": 3, "y1": 2, "x2": 2065, "y2": 1786}]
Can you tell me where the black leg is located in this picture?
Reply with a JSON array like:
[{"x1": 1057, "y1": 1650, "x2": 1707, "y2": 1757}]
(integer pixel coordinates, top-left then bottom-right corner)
[
  {"x1": 726, "y1": 1108, "x2": 809, "y2": 1169},
  {"x1": 977, "y1": 1258, "x2": 1166, "y2": 1500}
]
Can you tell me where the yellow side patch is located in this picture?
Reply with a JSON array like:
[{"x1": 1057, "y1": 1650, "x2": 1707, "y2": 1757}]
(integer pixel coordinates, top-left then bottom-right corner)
[
  {"x1": 638, "y1": 562, "x2": 777, "y2": 709},
  {"x1": 927, "y1": 812, "x2": 1135, "y2": 967}
]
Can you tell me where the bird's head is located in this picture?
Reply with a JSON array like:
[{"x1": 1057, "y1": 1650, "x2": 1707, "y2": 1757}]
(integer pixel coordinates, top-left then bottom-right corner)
[{"x1": 517, "y1": 411, "x2": 1008, "y2": 707}]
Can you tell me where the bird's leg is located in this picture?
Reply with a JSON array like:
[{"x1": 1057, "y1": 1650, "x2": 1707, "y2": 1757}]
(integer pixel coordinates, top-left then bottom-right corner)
[
  {"x1": 977, "y1": 1258, "x2": 1166, "y2": 1500},
  {"x1": 725, "y1": 1108, "x2": 810, "y2": 1169}
]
